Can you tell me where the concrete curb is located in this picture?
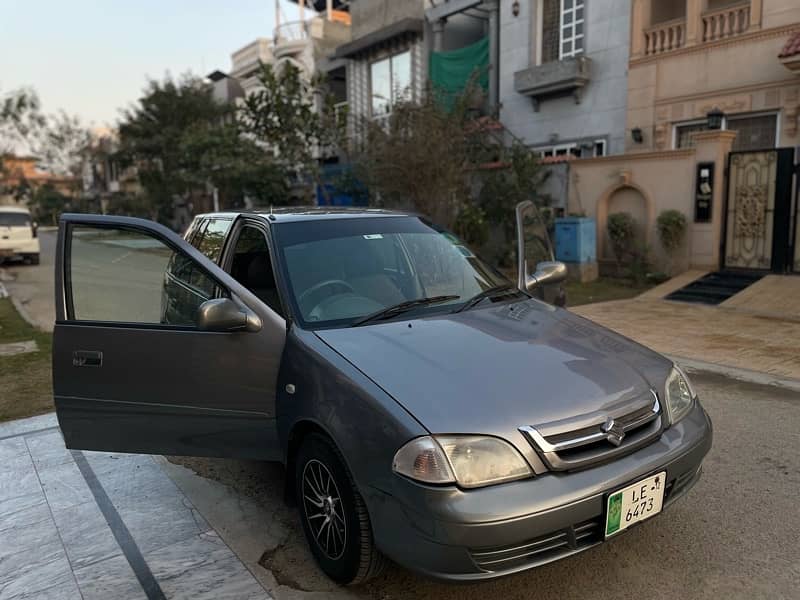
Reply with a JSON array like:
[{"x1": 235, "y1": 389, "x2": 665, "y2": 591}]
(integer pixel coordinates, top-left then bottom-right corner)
[
  {"x1": 10, "y1": 295, "x2": 41, "y2": 330},
  {"x1": 669, "y1": 354, "x2": 800, "y2": 394}
]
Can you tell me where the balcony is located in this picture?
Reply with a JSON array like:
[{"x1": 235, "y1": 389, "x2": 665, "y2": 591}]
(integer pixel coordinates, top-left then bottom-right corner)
[
  {"x1": 644, "y1": 17, "x2": 686, "y2": 56},
  {"x1": 514, "y1": 56, "x2": 592, "y2": 111},
  {"x1": 634, "y1": 0, "x2": 759, "y2": 59},
  {"x1": 702, "y1": 2, "x2": 751, "y2": 43}
]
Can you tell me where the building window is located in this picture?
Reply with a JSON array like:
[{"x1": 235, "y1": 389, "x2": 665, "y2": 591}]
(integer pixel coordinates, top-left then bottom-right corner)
[
  {"x1": 536, "y1": 139, "x2": 605, "y2": 158},
  {"x1": 728, "y1": 114, "x2": 778, "y2": 151},
  {"x1": 370, "y1": 51, "x2": 412, "y2": 118},
  {"x1": 674, "y1": 113, "x2": 778, "y2": 151},
  {"x1": 560, "y1": 0, "x2": 585, "y2": 59},
  {"x1": 675, "y1": 121, "x2": 708, "y2": 149}
]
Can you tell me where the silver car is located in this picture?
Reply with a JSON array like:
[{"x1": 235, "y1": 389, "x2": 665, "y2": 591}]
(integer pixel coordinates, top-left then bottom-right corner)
[{"x1": 53, "y1": 206, "x2": 712, "y2": 585}]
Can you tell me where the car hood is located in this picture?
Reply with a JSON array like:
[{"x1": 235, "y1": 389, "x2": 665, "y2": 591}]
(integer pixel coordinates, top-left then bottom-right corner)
[{"x1": 315, "y1": 299, "x2": 672, "y2": 437}]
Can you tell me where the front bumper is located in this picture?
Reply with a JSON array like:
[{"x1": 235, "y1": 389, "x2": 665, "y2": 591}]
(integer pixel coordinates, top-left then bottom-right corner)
[
  {"x1": 368, "y1": 400, "x2": 712, "y2": 581},
  {"x1": 0, "y1": 238, "x2": 39, "y2": 258}
]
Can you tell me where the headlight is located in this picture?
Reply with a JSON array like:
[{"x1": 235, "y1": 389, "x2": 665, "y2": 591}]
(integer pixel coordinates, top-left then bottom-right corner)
[
  {"x1": 665, "y1": 366, "x2": 696, "y2": 424},
  {"x1": 392, "y1": 435, "x2": 532, "y2": 488}
]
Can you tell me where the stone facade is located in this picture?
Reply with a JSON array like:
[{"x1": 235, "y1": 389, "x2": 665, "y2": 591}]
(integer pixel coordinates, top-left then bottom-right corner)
[
  {"x1": 627, "y1": 0, "x2": 800, "y2": 153},
  {"x1": 499, "y1": 0, "x2": 632, "y2": 156}
]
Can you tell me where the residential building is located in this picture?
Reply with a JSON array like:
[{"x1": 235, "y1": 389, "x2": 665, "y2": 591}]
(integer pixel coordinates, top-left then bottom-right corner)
[
  {"x1": 628, "y1": 0, "x2": 800, "y2": 152},
  {"x1": 334, "y1": 1, "x2": 491, "y2": 126},
  {"x1": 561, "y1": 1, "x2": 800, "y2": 277},
  {"x1": 0, "y1": 155, "x2": 78, "y2": 206},
  {"x1": 230, "y1": 2, "x2": 351, "y2": 100},
  {"x1": 499, "y1": 0, "x2": 632, "y2": 159}
]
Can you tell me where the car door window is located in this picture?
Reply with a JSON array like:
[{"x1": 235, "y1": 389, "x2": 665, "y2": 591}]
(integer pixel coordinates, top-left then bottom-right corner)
[
  {"x1": 228, "y1": 225, "x2": 283, "y2": 317},
  {"x1": 195, "y1": 218, "x2": 231, "y2": 263},
  {"x1": 68, "y1": 224, "x2": 224, "y2": 326}
]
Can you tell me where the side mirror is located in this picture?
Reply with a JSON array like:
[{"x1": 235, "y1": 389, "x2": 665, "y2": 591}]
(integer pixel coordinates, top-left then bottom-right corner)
[
  {"x1": 197, "y1": 298, "x2": 262, "y2": 333},
  {"x1": 523, "y1": 261, "x2": 568, "y2": 292}
]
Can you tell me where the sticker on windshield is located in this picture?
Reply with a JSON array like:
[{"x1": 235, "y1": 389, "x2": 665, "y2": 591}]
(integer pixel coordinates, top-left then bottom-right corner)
[{"x1": 363, "y1": 234, "x2": 383, "y2": 240}]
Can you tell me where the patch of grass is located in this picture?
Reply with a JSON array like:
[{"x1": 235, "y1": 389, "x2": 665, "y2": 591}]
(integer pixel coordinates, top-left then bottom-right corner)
[
  {"x1": 0, "y1": 298, "x2": 53, "y2": 422},
  {"x1": 566, "y1": 277, "x2": 654, "y2": 307}
]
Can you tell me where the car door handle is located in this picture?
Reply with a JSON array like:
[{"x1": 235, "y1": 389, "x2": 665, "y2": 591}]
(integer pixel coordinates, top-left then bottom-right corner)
[{"x1": 73, "y1": 350, "x2": 103, "y2": 368}]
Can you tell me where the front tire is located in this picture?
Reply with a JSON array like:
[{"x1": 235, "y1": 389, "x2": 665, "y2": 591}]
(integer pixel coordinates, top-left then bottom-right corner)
[
  {"x1": 26, "y1": 254, "x2": 40, "y2": 265},
  {"x1": 295, "y1": 433, "x2": 385, "y2": 585}
]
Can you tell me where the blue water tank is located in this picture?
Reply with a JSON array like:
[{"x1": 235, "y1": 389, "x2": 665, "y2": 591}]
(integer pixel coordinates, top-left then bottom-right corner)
[{"x1": 555, "y1": 217, "x2": 596, "y2": 263}]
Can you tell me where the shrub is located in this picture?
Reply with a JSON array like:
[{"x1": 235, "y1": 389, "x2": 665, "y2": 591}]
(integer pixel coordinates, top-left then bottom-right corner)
[
  {"x1": 657, "y1": 209, "x2": 688, "y2": 275},
  {"x1": 607, "y1": 212, "x2": 637, "y2": 265}
]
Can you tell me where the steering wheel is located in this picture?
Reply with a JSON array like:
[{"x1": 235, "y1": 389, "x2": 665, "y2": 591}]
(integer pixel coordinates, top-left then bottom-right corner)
[{"x1": 297, "y1": 279, "x2": 357, "y2": 311}]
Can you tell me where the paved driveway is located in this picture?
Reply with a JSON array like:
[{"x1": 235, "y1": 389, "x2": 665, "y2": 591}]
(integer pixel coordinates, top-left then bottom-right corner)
[{"x1": 0, "y1": 413, "x2": 269, "y2": 600}]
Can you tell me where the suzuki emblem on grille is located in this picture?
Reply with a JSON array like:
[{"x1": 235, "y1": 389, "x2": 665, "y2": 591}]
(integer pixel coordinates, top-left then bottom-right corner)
[{"x1": 601, "y1": 418, "x2": 626, "y2": 446}]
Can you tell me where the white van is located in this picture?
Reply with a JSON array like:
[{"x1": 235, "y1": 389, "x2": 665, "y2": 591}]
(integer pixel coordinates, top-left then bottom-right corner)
[{"x1": 0, "y1": 206, "x2": 40, "y2": 264}]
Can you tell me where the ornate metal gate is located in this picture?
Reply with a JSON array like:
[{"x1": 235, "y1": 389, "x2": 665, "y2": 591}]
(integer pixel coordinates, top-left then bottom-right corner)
[{"x1": 723, "y1": 148, "x2": 796, "y2": 273}]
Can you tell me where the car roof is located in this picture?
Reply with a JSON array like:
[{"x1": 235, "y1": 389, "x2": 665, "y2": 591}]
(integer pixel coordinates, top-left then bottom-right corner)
[
  {"x1": 195, "y1": 206, "x2": 415, "y2": 223},
  {"x1": 0, "y1": 205, "x2": 32, "y2": 214}
]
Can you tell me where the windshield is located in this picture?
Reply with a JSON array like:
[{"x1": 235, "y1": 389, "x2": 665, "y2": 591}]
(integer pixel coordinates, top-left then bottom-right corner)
[
  {"x1": 0, "y1": 212, "x2": 31, "y2": 227},
  {"x1": 274, "y1": 217, "x2": 513, "y2": 328}
]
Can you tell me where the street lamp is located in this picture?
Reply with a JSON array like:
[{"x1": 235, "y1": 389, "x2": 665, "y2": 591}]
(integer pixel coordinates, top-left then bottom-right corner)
[{"x1": 706, "y1": 108, "x2": 725, "y2": 130}]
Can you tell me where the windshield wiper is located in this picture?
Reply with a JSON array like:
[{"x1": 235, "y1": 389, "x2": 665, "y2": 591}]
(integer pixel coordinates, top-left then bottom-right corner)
[
  {"x1": 352, "y1": 295, "x2": 460, "y2": 327},
  {"x1": 453, "y1": 284, "x2": 518, "y2": 314}
]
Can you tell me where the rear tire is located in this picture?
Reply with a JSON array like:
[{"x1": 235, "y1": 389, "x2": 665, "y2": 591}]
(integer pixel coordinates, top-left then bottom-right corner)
[
  {"x1": 295, "y1": 433, "x2": 386, "y2": 585},
  {"x1": 28, "y1": 254, "x2": 40, "y2": 266}
]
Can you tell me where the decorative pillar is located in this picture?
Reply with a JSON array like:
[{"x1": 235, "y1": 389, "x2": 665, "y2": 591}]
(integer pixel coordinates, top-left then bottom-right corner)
[
  {"x1": 630, "y1": 0, "x2": 652, "y2": 59},
  {"x1": 432, "y1": 19, "x2": 446, "y2": 53},
  {"x1": 486, "y1": 0, "x2": 500, "y2": 114},
  {"x1": 685, "y1": 0, "x2": 702, "y2": 47},
  {"x1": 689, "y1": 130, "x2": 738, "y2": 269},
  {"x1": 750, "y1": 0, "x2": 763, "y2": 30}
]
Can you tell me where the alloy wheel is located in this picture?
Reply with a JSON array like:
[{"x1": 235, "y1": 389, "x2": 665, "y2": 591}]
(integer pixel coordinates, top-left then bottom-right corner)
[{"x1": 302, "y1": 459, "x2": 347, "y2": 560}]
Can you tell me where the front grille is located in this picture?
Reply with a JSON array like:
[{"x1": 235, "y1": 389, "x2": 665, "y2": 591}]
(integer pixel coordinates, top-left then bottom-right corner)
[
  {"x1": 520, "y1": 390, "x2": 663, "y2": 471},
  {"x1": 469, "y1": 518, "x2": 603, "y2": 573}
]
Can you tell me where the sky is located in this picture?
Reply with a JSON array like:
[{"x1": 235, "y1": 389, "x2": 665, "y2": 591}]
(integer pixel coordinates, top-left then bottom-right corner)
[{"x1": 0, "y1": 0, "x2": 304, "y2": 129}]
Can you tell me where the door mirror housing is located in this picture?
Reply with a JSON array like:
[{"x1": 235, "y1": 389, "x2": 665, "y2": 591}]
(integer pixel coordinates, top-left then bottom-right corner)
[
  {"x1": 197, "y1": 298, "x2": 262, "y2": 333},
  {"x1": 523, "y1": 261, "x2": 568, "y2": 292}
]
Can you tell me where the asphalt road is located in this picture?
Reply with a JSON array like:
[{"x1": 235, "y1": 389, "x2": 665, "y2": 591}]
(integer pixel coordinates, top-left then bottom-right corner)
[
  {"x1": 1, "y1": 229, "x2": 57, "y2": 330},
  {"x1": 5, "y1": 227, "x2": 800, "y2": 599}
]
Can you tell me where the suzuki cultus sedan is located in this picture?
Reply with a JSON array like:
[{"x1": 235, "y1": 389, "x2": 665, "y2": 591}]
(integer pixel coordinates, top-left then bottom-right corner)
[{"x1": 53, "y1": 205, "x2": 712, "y2": 584}]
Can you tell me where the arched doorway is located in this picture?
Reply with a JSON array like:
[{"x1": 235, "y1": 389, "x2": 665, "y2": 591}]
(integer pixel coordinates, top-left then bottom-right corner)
[{"x1": 597, "y1": 182, "x2": 653, "y2": 263}]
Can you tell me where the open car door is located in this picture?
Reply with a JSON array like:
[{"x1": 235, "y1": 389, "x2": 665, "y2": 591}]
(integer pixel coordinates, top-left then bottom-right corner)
[{"x1": 53, "y1": 214, "x2": 285, "y2": 460}]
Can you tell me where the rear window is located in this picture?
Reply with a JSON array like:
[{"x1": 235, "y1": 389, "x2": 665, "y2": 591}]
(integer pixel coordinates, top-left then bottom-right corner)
[{"x1": 0, "y1": 212, "x2": 31, "y2": 227}]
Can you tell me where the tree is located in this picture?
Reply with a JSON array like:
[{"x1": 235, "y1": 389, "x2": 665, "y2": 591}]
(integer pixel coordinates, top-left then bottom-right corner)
[
  {"x1": 0, "y1": 87, "x2": 45, "y2": 156},
  {"x1": 29, "y1": 183, "x2": 70, "y2": 226},
  {"x1": 354, "y1": 82, "x2": 547, "y2": 267},
  {"x1": 354, "y1": 85, "x2": 474, "y2": 228},
  {"x1": 238, "y1": 63, "x2": 346, "y2": 203},
  {"x1": 117, "y1": 74, "x2": 284, "y2": 223},
  {"x1": 31, "y1": 111, "x2": 91, "y2": 181}
]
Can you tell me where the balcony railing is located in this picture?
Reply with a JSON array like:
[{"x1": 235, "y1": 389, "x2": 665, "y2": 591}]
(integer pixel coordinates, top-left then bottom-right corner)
[
  {"x1": 644, "y1": 17, "x2": 686, "y2": 56},
  {"x1": 274, "y1": 20, "x2": 308, "y2": 42},
  {"x1": 702, "y1": 3, "x2": 750, "y2": 43}
]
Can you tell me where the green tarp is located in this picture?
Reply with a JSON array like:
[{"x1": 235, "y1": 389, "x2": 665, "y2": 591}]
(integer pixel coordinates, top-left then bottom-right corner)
[{"x1": 429, "y1": 36, "x2": 489, "y2": 109}]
